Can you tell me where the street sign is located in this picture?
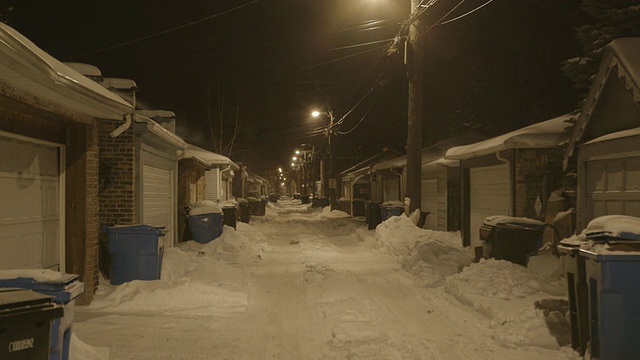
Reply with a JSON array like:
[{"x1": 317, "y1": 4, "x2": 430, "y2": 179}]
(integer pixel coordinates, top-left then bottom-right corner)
[{"x1": 329, "y1": 178, "x2": 337, "y2": 189}]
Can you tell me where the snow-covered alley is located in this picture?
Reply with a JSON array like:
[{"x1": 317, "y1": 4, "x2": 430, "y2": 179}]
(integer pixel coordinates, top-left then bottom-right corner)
[{"x1": 70, "y1": 200, "x2": 578, "y2": 360}]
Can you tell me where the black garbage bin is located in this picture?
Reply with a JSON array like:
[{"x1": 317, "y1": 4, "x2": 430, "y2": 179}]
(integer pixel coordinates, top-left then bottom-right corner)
[
  {"x1": 0, "y1": 288, "x2": 63, "y2": 360},
  {"x1": 301, "y1": 195, "x2": 310, "y2": 204},
  {"x1": 479, "y1": 216, "x2": 546, "y2": 267},
  {"x1": 0, "y1": 273, "x2": 84, "y2": 360},
  {"x1": 352, "y1": 198, "x2": 366, "y2": 217},
  {"x1": 247, "y1": 196, "x2": 265, "y2": 216},
  {"x1": 367, "y1": 202, "x2": 382, "y2": 230},
  {"x1": 222, "y1": 205, "x2": 237, "y2": 230},
  {"x1": 557, "y1": 238, "x2": 590, "y2": 356},
  {"x1": 237, "y1": 198, "x2": 251, "y2": 223},
  {"x1": 269, "y1": 193, "x2": 278, "y2": 203}
]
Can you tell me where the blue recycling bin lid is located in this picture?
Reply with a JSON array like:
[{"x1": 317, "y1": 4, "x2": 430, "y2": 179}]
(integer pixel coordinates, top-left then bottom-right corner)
[
  {"x1": 0, "y1": 272, "x2": 84, "y2": 303},
  {"x1": 103, "y1": 224, "x2": 167, "y2": 235},
  {"x1": 585, "y1": 215, "x2": 640, "y2": 241}
]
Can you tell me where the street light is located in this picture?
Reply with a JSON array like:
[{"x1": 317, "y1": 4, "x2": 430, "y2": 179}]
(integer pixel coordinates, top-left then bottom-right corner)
[{"x1": 311, "y1": 110, "x2": 336, "y2": 209}]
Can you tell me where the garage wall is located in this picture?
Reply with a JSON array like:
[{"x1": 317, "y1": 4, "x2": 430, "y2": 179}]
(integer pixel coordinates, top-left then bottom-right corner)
[{"x1": 98, "y1": 120, "x2": 137, "y2": 226}]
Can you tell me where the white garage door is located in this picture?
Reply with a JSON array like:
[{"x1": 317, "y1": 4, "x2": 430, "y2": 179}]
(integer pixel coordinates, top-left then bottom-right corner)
[
  {"x1": 469, "y1": 164, "x2": 510, "y2": 248},
  {"x1": 143, "y1": 164, "x2": 173, "y2": 248},
  {"x1": 383, "y1": 178, "x2": 400, "y2": 202},
  {"x1": 586, "y1": 157, "x2": 640, "y2": 222},
  {"x1": 0, "y1": 135, "x2": 61, "y2": 270},
  {"x1": 204, "y1": 168, "x2": 220, "y2": 202},
  {"x1": 421, "y1": 179, "x2": 438, "y2": 230}
]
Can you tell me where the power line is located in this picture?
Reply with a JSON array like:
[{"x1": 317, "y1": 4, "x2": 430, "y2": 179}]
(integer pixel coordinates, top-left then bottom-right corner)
[
  {"x1": 68, "y1": 0, "x2": 263, "y2": 59},
  {"x1": 438, "y1": 0, "x2": 494, "y2": 26}
]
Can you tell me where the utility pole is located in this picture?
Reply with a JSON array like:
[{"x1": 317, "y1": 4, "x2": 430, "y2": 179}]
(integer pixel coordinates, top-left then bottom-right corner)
[
  {"x1": 327, "y1": 111, "x2": 336, "y2": 209},
  {"x1": 406, "y1": 0, "x2": 424, "y2": 214}
]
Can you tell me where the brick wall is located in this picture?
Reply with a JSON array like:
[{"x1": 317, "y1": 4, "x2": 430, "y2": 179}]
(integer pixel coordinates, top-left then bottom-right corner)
[
  {"x1": 98, "y1": 119, "x2": 137, "y2": 226},
  {"x1": 514, "y1": 149, "x2": 564, "y2": 220},
  {"x1": 81, "y1": 124, "x2": 100, "y2": 304},
  {"x1": 178, "y1": 159, "x2": 205, "y2": 242}
]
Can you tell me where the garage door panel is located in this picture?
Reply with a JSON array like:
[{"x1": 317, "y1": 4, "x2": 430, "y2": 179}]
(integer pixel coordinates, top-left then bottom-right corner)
[
  {"x1": 421, "y1": 179, "x2": 438, "y2": 230},
  {"x1": 469, "y1": 165, "x2": 509, "y2": 248},
  {"x1": 0, "y1": 136, "x2": 60, "y2": 270},
  {"x1": 143, "y1": 164, "x2": 173, "y2": 248},
  {"x1": 586, "y1": 158, "x2": 640, "y2": 222}
]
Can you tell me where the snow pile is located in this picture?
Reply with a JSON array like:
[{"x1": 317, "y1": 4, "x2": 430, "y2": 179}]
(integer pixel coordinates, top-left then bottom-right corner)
[
  {"x1": 177, "y1": 225, "x2": 262, "y2": 264},
  {"x1": 585, "y1": 215, "x2": 640, "y2": 239},
  {"x1": 189, "y1": 200, "x2": 222, "y2": 215},
  {"x1": 69, "y1": 332, "x2": 108, "y2": 360},
  {"x1": 318, "y1": 206, "x2": 350, "y2": 219},
  {"x1": 444, "y1": 259, "x2": 567, "y2": 349},
  {"x1": 86, "y1": 225, "x2": 263, "y2": 316},
  {"x1": 374, "y1": 215, "x2": 472, "y2": 287},
  {"x1": 0, "y1": 268, "x2": 71, "y2": 283}
]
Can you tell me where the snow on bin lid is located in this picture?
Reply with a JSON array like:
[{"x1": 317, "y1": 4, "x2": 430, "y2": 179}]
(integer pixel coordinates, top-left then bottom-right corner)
[
  {"x1": 104, "y1": 224, "x2": 167, "y2": 234},
  {"x1": 483, "y1": 215, "x2": 546, "y2": 229},
  {"x1": 381, "y1": 200, "x2": 404, "y2": 207},
  {"x1": 585, "y1": 215, "x2": 640, "y2": 241},
  {"x1": 0, "y1": 269, "x2": 78, "y2": 285},
  {"x1": 189, "y1": 201, "x2": 222, "y2": 215}
]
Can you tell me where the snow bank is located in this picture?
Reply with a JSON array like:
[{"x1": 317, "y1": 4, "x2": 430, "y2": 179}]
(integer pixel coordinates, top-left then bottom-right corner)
[
  {"x1": 374, "y1": 215, "x2": 472, "y2": 287},
  {"x1": 444, "y1": 259, "x2": 567, "y2": 349},
  {"x1": 86, "y1": 225, "x2": 264, "y2": 316},
  {"x1": 69, "y1": 333, "x2": 109, "y2": 360},
  {"x1": 319, "y1": 206, "x2": 350, "y2": 219}
]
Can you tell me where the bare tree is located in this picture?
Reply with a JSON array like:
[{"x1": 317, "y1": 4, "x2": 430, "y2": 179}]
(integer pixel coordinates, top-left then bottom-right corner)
[{"x1": 206, "y1": 81, "x2": 242, "y2": 158}]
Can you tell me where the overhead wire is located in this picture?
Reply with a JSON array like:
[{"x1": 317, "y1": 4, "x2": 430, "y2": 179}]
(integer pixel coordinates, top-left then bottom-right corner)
[
  {"x1": 67, "y1": 0, "x2": 263, "y2": 59},
  {"x1": 437, "y1": 0, "x2": 494, "y2": 26}
]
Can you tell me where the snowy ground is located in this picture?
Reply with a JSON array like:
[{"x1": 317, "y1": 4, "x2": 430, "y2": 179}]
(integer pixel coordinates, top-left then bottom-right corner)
[{"x1": 70, "y1": 200, "x2": 580, "y2": 359}]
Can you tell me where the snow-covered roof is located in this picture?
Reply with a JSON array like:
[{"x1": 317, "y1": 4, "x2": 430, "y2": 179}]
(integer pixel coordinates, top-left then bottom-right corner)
[
  {"x1": 426, "y1": 157, "x2": 459, "y2": 169},
  {"x1": 0, "y1": 23, "x2": 133, "y2": 120},
  {"x1": 179, "y1": 144, "x2": 238, "y2": 169},
  {"x1": 137, "y1": 109, "x2": 176, "y2": 119},
  {"x1": 101, "y1": 77, "x2": 137, "y2": 90},
  {"x1": 565, "y1": 38, "x2": 640, "y2": 166},
  {"x1": 62, "y1": 62, "x2": 102, "y2": 78},
  {"x1": 373, "y1": 133, "x2": 485, "y2": 171},
  {"x1": 247, "y1": 173, "x2": 268, "y2": 184},
  {"x1": 445, "y1": 114, "x2": 573, "y2": 160},
  {"x1": 584, "y1": 127, "x2": 640, "y2": 145},
  {"x1": 135, "y1": 115, "x2": 188, "y2": 150}
]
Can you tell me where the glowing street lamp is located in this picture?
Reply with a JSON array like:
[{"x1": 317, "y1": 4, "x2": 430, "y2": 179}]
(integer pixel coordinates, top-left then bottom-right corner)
[{"x1": 311, "y1": 109, "x2": 336, "y2": 208}]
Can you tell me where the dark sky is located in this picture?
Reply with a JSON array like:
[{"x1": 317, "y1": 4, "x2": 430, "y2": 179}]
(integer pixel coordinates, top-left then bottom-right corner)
[{"x1": 3, "y1": 0, "x2": 582, "y2": 175}]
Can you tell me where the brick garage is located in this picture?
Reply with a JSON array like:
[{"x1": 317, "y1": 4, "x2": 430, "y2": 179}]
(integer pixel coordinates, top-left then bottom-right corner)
[{"x1": 0, "y1": 23, "x2": 133, "y2": 304}]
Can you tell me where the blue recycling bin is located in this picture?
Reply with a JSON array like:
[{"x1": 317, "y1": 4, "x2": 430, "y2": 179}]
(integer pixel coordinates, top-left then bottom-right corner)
[
  {"x1": 105, "y1": 225, "x2": 166, "y2": 285},
  {"x1": 381, "y1": 203, "x2": 404, "y2": 221},
  {"x1": 580, "y1": 247, "x2": 640, "y2": 360},
  {"x1": 188, "y1": 213, "x2": 224, "y2": 243},
  {"x1": 0, "y1": 273, "x2": 83, "y2": 360}
]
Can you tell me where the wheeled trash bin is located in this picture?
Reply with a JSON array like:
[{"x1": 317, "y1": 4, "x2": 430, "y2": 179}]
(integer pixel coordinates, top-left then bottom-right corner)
[
  {"x1": 479, "y1": 216, "x2": 546, "y2": 267},
  {"x1": 105, "y1": 225, "x2": 166, "y2": 285}
]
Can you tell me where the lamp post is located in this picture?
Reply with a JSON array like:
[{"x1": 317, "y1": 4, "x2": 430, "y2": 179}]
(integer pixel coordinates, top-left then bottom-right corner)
[{"x1": 312, "y1": 110, "x2": 336, "y2": 209}]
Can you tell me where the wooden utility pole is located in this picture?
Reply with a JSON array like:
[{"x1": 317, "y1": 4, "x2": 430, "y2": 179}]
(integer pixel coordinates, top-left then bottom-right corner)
[{"x1": 406, "y1": 0, "x2": 424, "y2": 213}]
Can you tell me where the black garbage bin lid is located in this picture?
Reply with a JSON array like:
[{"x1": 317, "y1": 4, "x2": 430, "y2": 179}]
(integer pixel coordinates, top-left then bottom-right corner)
[{"x1": 483, "y1": 215, "x2": 546, "y2": 230}]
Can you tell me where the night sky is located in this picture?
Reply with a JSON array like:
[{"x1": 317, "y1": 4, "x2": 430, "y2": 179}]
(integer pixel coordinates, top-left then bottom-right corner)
[{"x1": 3, "y1": 0, "x2": 582, "y2": 175}]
